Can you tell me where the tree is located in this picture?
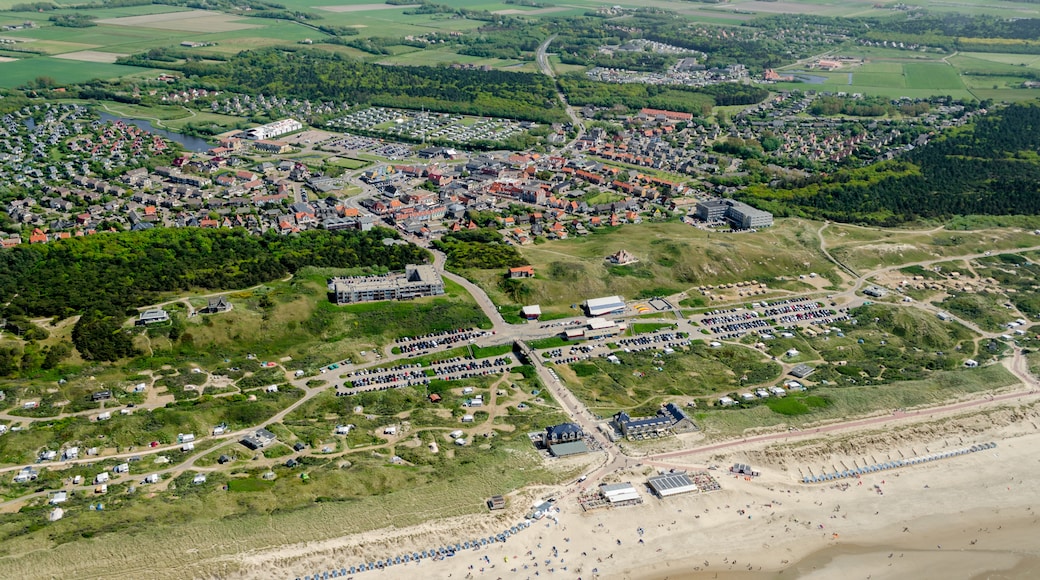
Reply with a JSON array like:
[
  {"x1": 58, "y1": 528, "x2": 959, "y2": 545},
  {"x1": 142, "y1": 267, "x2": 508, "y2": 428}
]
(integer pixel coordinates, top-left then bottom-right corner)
[
  {"x1": 72, "y1": 310, "x2": 138, "y2": 362},
  {"x1": 42, "y1": 342, "x2": 72, "y2": 370}
]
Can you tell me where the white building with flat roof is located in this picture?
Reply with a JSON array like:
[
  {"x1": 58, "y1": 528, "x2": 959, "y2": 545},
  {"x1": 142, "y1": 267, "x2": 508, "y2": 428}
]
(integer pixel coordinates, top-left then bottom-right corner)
[
  {"x1": 244, "y1": 118, "x2": 303, "y2": 141},
  {"x1": 584, "y1": 296, "x2": 625, "y2": 317}
]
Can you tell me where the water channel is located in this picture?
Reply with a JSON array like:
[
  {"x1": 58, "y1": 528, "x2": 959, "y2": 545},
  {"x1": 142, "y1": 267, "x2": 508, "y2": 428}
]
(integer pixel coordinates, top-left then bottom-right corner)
[{"x1": 98, "y1": 112, "x2": 213, "y2": 152}]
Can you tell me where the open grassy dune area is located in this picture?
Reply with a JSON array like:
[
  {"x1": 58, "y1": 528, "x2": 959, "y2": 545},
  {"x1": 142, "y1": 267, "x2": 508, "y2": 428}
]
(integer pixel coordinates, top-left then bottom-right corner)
[{"x1": 464, "y1": 219, "x2": 840, "y2": 318}]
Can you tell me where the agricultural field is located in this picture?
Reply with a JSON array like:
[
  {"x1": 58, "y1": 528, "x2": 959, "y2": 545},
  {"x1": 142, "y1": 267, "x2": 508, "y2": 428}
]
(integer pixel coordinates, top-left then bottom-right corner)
[
  {"x1": 0, "y1": 57, "x2": 163, "y2": 88},
  {"x1": 461, "y1": 219, "x2": 840, "y2": 319}
]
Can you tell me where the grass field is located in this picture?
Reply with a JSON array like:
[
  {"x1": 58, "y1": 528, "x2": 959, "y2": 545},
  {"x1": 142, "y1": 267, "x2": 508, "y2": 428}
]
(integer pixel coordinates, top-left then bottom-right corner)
[
  {"x1": 0, "y1": 57, "x2": 164, "y2": 88},
  {"x1": 904, "y1": 63, "x2": 965, "y2": 90},
  {"x1": 463, "y1": 219, "x2": 839, "y2": 318}
]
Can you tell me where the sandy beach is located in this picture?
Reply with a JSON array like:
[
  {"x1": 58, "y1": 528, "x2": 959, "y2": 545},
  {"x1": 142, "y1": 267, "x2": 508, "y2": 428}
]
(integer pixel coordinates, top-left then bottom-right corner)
[{"x1": 229, "y1": 399, "x2": 1040, "y2": 580}]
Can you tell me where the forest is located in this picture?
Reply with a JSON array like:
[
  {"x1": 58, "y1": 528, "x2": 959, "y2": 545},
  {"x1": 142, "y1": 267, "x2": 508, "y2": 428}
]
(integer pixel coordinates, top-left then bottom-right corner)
[
  {"x1": 737, "y1": 102, "x2": 1040, "y2": 224},
  {"x1": 0, "y1": 227, "x2": 429, "y2": 319},
  {"x1": 432, "y1": 228, "x2": 528, "y2": 270},
  {"x1": 558, "y1": 74, "x2": 767, "y2": 114},
  {"x1": 171, "y1": 49, "x2": 569, "y2": 124}
]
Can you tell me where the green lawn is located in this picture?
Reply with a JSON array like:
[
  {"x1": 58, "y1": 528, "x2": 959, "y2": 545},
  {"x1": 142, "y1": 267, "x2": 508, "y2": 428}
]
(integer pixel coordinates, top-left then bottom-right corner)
[{"x1": 904, "y1": 63, "x2": 965, "y2": 90}]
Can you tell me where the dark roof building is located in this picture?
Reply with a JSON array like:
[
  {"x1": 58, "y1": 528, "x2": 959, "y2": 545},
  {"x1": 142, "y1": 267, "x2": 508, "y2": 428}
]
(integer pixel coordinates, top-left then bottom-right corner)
[
  {"x1": 613, "y1": 411, "x2": 671, "y2": 437},
  {"x1": 548, "y1": 440, "x2": 590, "y2": 457},
  {"x1": 790, "y1": 364, "x2": 816, "y2": 379},
  {"x1": 241, "y1": 428, "x2": 277, "y2": 450},
  {"x1": 613, "y1": 403, "x2": 698, "y2": 437},
  {"x1": 205, "y1": 295, "x2": 231, "y2": 313},
  {"x1": 647, "y1": 473, "x2": 698, "y2": 497},
  {"x1": 544, "y1": 423, "x2": 583, "y2": 445}
]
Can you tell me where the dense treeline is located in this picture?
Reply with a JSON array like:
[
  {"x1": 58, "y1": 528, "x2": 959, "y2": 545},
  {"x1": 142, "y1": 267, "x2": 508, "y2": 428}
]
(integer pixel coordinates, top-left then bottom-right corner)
[
  {"x1": 559, "y1": 74, "x2": 767, "y2": 115},
  {"x1": 433, "y1": 229, "x2": 527, "y2": 270},
  {"x1": 49, "y1": 13, "x2": 96, "y2": 27},
  {"x1": 0, "y1": 227, "x2": 429, "y2": 319},
  {"x1": 738, "y1": 102, "x2": 1040, "y2": 224},
  {"x1": 170, "y1": 49, "x2": 568, "y2": 124}
]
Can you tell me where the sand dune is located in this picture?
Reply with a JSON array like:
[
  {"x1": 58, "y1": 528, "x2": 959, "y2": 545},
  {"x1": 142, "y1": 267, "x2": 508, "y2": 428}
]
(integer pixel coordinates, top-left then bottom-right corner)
[{"x1": 228, "y1": 399, "x2": 1040, "y2": 579}]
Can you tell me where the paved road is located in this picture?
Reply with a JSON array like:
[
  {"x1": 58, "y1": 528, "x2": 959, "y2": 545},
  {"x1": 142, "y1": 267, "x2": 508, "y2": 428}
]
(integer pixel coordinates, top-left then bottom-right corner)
[{"x1": 536, "y1": 34, "x2": 584, "y2": 146}]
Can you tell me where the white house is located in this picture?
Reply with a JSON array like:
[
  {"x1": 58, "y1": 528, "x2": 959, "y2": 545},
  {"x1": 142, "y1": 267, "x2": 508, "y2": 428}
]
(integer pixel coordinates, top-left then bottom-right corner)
[
  {"x1": 63, "y1": 447, "x2": 79, "y2": 460},
  {"x1": 94, "y1": 472, "x2": 110, "y2": 484},
  {"x1": 49, "y1": 491, "x2": 67, "y2": 505}
]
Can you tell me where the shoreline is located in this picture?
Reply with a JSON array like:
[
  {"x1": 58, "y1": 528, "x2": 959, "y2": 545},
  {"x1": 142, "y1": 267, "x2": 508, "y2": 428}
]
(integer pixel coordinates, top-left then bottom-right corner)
[{"x1": 225, "y1": 402, "x2": 1040, "y2": 580}]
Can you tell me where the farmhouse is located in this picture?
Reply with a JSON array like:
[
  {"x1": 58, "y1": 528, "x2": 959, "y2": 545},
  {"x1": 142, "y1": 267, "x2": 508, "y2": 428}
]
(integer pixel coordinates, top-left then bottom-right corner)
[
  {"x1": 204, "y1": 295, "x2": 232, "y2": 313},
  {"x1": 327, "y1": 265, "x2": 445, "y2": 304},
  {"x1": 509, "y1": 265, "x2": 535, "y2": 279},
  {"x1": 606, "y1": 249, "x2": 638, "y2": 265}
]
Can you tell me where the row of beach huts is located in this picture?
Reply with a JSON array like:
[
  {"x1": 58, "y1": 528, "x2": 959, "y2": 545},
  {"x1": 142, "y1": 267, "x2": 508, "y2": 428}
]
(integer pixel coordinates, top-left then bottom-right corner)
[
  {"x1": 802, "y1": 442, "x2": 997, "y2": 484},
  {"x1": 292, "y1": 520, "x2": 533, "y2": 580}
]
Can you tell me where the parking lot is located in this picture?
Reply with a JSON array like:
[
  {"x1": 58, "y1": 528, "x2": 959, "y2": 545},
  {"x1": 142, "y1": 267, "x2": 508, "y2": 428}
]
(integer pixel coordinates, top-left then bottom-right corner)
[
  {"x1": 396, "y1": 328, "x2": 492, "y2": 354},
  {"x1": 540, "y1": 329, "x2": 692, "y2": 365},
  {"x1": 319, "y1": 133, "x2": 413, "y2": 159},
  {"x1": 697, "y1": 298, "x2": 849, "y2": 339},
  {"x1": 336, "y1": 355, "x2": 516, "y2": 395}
]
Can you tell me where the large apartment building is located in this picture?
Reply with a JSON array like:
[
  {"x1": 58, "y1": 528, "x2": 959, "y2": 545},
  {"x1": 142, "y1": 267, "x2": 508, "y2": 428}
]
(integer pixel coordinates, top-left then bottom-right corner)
[
  {"x1": 694, "y1": 199, "x2": 773, "y2": 229},
  {"x1": 328, "y1": 265, "x2": 444, "y2": 304}
]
